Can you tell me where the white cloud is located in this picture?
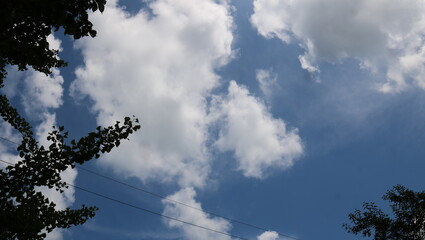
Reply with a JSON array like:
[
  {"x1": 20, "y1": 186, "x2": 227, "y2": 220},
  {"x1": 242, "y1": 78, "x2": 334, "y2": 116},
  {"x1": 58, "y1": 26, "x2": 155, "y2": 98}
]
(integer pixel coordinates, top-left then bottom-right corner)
[
  {"x1": 2, "y1": 65, "x2": 63, "y2": 113},
  {"x1": 162, "y1": 187, "x2": 232, "y2": 240},
  {"x1": 256, "y1": 69, "x2": 278, "y2": 100},
  {"x1": 71, "y1": 0, "x2": 234, "y2": 187},
  {"x1": 35, "y1": 113, "x2": 57, "y2": 146},
  {"x1": 257, "y1": 231, "x2": 279, "y2": 240},
  {"x1": 21, "y1": 68, "x2": 64, "y2": 116},
  {"x1": 2, "y1": 35, "x2": 64, "y2": 117},
  {"x1": 4, "y1": 34, "x2": 65, "y2": 116},
  {"x1": 1, "y1": 66, "x2": 24, "y2": 99},
  {"x1": 298, "y1": 55, "x2": 319, "y2": 77},
  {"x1": 250, "y1": 0, "x2": 293, "y2": 42},
  {"x1": 71, "y1": 0, "x2": 305, "y2": 187},
  {"x1": 47, "y1": 34, "x2": 63, "y2": 52},
  {"x1": 211, "y1": 81, "x2": 303, "y2": 178},
  {"x1": 251, "y1": 0, "x2": 425, "y2": 92},
  {"x1": 44, "y1": 229, "x2": 65, "y2": 240}
]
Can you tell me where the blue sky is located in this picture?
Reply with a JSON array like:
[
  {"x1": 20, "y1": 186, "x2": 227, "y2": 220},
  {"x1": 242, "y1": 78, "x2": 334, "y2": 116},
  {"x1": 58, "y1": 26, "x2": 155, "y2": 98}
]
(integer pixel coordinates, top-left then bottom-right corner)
[{"x1": 2, "y1": 0, "x2": 425, "y2": 240}]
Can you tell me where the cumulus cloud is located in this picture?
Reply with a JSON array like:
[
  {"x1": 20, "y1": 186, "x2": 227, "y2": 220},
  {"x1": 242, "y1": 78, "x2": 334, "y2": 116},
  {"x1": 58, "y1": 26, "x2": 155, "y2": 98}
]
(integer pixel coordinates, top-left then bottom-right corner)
[
  {"x1": 21, "y1": 68, "x2": 64, "y2": 116},
  {"x1": 256, "y1": 69, "x2": 278, "y2": 100},
  {"x1": 43, "y1": 229, "x2": 65, "y2": 240},
  {"x1": 162, "y1": 188, "x2": 232, "y2": 240},
  {"x1": 2, "y1": 66, "x2": 63, "y2": 115},
  {"x1": 251, "y1": 0, "x2": 425, "y2": 92},
  {"x1": 71, "y1": 0, "x2": 304, "y2": 186},
  {"x1": 257, "y1": 231, "x2": 279, "y2": 240},
  {"x1": 211, "y1": 81, "x2": 303, "y2": 178},
  {"x1": 47, "y1": 34, "x2": 63, "y2": 52},
  {"x1": 2, "y1": 35, "x2": 64, "y2": 117},
  {"x1": 1, "y1": 67, "x2": 24, "y2": 99},
  {"x1": 71, "y1": 0, "x2": 234, "y2": 187}
]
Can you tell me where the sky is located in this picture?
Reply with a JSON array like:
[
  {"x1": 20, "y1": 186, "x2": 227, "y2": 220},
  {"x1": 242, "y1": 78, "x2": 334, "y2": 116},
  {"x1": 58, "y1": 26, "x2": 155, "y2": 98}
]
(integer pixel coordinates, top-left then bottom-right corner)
[{"x1": 2, "y1": 0, "x2": 425, "y2": 239}]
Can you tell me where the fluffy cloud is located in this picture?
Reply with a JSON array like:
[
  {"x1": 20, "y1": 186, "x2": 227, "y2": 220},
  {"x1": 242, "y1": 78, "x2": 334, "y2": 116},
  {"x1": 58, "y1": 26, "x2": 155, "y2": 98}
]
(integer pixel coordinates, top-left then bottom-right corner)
[
  {"x1": 257, "y1": 231, "x2": 279, "y2": 240},
  {"x1": 2, "y1": 34, "x2": 64, "y2": 116},
  {"x1": 2, "y1": 65, "x2": 63, "y2": 117},
  {"x1": 256, "y1": 69, "x2": 278, "y2": 100},
  {"x1": 251, "y1": 0, "x2": 425, "y2": 92},
  {"x1": 211, "y1": 81, "x2": 303, "y2": 178},
  {"x1": 71, "y1": 0, "x2": 304, "y2": 186},
  {"x1": 21, "y1": 68, "x2": 64, "y2": 116},
  {"x1": 162, "y1": 188, "x2": 232, "y2": 240},
  {"x1": 71, "y1": 0, "x2": 234, "y2": 187}
]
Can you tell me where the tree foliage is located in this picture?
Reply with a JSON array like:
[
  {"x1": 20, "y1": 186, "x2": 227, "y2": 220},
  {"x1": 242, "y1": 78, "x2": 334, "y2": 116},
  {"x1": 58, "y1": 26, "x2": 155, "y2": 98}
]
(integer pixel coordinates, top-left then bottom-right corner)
[
  {"x1": 0, "y1": 0, "x2": 106, "y2": 79},
  {"x1": 0, "y1": 91, "x2": 140, "y2": 239},
  {"x1": 344, "y1": 185, "x2": 425, "y2": 240},
  {"x1": 0, "y1": 0, "x2": 142, "y2": 239}
]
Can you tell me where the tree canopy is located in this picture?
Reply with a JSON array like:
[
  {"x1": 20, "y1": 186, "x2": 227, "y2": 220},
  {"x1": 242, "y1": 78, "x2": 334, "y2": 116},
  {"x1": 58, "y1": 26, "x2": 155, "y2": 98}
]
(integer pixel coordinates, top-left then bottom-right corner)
[
  {"x1": 0, "y1": 0, "x2": 142, "y2": 239},
  {"x1": 0, "y1": 96, "x2": 140, "y2": 239},
  {"x1": 344, "y1": 185, "x2": 425, "y2": 240},
  {"x1": 0, "y1": 0, "x2": 106, "y2": 80}
]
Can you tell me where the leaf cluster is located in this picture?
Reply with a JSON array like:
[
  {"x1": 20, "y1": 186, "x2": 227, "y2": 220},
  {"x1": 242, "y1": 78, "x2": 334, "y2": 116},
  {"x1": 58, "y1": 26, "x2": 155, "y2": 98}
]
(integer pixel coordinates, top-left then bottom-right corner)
[
  {"x1": 0, "y1": 92, "x2": 141, "y2": 239},
  {"x1": 344, "y1": 185, "x2": 425, "y2": 240},
  {"x1": 0, "y1": 0, "x2": 106, "y2": 76},
  {"x1": 0, "y1": 1, "x2": 144, "y2": 239}
]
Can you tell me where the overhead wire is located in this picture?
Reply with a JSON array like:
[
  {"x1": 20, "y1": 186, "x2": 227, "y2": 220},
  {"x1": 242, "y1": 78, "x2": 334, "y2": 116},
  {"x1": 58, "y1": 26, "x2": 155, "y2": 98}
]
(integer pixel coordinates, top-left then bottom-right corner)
[
  {"x1": 0, "y1": 159, "x2": 250, "y2": 240},
  {"x1": 0, "y1": 136, "x2": 20, "y2": 145},
  {"x1": 69, "y1": 183, "x2": 251, "y2": 240},
  {"x1": 76, "y1": 165, "x2": 299, "y2": 240},
  {"x1": 0, "y1": 136, "x2": 300, "y2": 240},
  {"x1": 0, "y1": 159, "x2": 13, "y2": 166}
]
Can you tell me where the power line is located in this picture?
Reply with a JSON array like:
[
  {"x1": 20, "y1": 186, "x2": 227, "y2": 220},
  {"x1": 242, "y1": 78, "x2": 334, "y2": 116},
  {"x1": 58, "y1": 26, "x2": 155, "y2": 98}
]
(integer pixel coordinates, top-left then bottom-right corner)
[
  {"x1": 69, "y1": 183, "x2": 251, "y2": 240},
  {"x1": 2, "y1": 160, "x2": 298, "y2": 240},
  {"x1": 0, "y1": 159, "x2": 14, "y2": 166},
  {"x1": 0, "y1": 136, "x2": 20, "y2": 145},
  {"x1": 0, "y1": 137, "x2": 300, "y2": 240},
  {"x1": 0, "y1": 158, "x2": 250, "y2": 240},
  {"x1": 77, "y1": 166, "x2": 299, "y2": 240}
]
